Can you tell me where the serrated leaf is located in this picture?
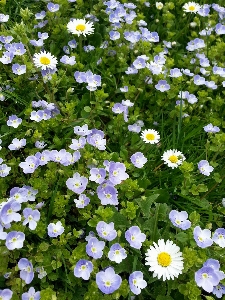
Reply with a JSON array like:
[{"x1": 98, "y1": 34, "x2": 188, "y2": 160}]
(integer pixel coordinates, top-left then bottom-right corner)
[
  {"x1": 157, "y1": 203, "x2": 169, "y2": 221},
  {"x1": 176, "y1": 232, "x2": 188, "y2": 243},
  {"x1": 146, "y1": 189, "x2": 170, "y2": 203},
  {"x1": 108, "y1": 211, "x2": 129, "y2": 227},
  {"x1": 136, "y1": 194, "x2": 159, "y2": 217}
]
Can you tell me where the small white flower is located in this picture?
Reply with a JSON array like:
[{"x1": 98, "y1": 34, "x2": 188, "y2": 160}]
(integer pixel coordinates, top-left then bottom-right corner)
[
  {"x1": 141, "y1": 129, "x2": 160, "y2": 144},
  {"x1": 156, "y1": 2, "x2": 163, "y2": 9},
  {"x1": 67, "y1": 19, "x2": 94, "y2": 36},
  {"x1": 222, "y1": 198, "x2": 225, "y2": 208},
  {"x1": 145, "y1": 239, "x2": 184, "y2": 281},
  {"x1": 190, "y1": 22, "x2": 197, "y2": 28},
  {"x1": 33, "y1": 50, "x2": 57, "y2": 70},
  {"x1": 183, "y1": 2, "x2": 201, "y2": 13},
  {"x1": 162, "y1": 149, "x2": 186, "y2": 169}
]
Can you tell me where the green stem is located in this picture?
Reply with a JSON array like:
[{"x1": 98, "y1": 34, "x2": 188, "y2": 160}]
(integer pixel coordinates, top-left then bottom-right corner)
[
  {"x1": 79, "y1": 35, "x2": 83, "y2": 63},
  {"x1": 177, "y1": 89, "x2": 183, "y2": 147},
  {"x1": 47, "y1": 174, "x2": 59, "y2": 222},
  {"x1": 152, "y1": 204, "x2": 160, "y2": 242}
]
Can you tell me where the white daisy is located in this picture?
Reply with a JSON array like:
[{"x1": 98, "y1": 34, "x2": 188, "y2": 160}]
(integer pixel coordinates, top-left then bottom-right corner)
[
  {"x1": 67, "y1": 19, "x2": 94, "y2": 37},
  {"x1": 145, "y1": 239, "x2": 184, "y2": 281},
  {"x1": 33, "y1": 51, "x2": 57, "y2": 70},
  {"x1": 183, "y1": 2, "x2": 201, "y2": 13},
  {"x1": 162, "y1": 149, "x2": 185, "y2": 169},
  {"x1": 141, "y1": 129, "x2": 160, "y2": 144}
]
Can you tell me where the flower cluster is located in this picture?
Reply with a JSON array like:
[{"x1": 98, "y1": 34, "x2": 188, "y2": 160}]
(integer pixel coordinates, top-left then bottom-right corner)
[
  {"x1": 74, "y1": 70, "x2": 101, "y2": 91},
  {"x1": 30, "y1": 100, "x2": 60, "y2": 122},
  {"x1": 194, "y1": 226, "x2": 225, "y2": 248},
  {"x1": 74, "y1": 222, "x2": 147, "y2": 294},
  {"x1": 195, "y1": 259, "x2": 225, "y2": 295}
]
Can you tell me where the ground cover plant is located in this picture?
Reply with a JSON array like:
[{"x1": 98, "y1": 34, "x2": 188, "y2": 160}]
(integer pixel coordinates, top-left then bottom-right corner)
[{"x1": 0, "y1": 0, "x2": 225, "y2": 299}]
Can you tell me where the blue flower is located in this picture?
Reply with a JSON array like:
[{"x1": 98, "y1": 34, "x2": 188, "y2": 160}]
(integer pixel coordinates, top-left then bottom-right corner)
[
  {"x1": 96, "y1": 221, "x2": 117, "y2": 241},
  {"x1": 86, "y1": 237, "x2": 105, "y2": 259},
  {"x1": 125, "y1": 226, "x2": 146, "y2": 249},
  {"x1": 195, "y1": 266, "x2": 220, "y2": 293},
  {"x1": 169, "y1": 210, "x2": 191, "y2": 230},
  {"x1": 22, "y1": 287, "x2": 40, "y2": 300},
  {"x1": 108, "y1": 243, "x2": 127, "y2": 263},
  {"x1": 18, "y1": 258, "x2": 34, "y2": 284},
  {"x1": 96, "y1": 267, "x2": 122, "y2": 294},
  {"x1": 48, "y1": 221, "x2": 64, "y2": 238},
  {"x1": 0, "y1": 289, "x2": 13, "y2": 299},
  {"x1": 155, "y1": 80, "x2": 170, "y2": 92},
  {"x1": 193, "y1": 226, "x2": 213, "y2": 248},
  {"x1": 129, "y1": 271, "x2": 147, "y2": 295},
  {"x1": 74, "y1": 259, "x2": 93, "y2": 280}
]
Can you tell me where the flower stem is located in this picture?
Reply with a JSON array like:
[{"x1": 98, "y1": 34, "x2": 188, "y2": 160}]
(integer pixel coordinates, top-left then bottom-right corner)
[
  {"x1": 79, "y1": 35, "x2": 83, "y2": 63},
  {"x1": 152, "y1": 203, "x2": 160, "y2": 242}
]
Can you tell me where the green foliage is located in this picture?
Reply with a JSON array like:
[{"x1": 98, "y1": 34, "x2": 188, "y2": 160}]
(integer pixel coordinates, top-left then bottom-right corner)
[{"x1": 0, "y1": 0, "x2": 225, "y2": 299}]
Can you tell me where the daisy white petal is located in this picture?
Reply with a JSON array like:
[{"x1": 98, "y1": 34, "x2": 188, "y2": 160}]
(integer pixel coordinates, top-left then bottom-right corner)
[
  {"x1": 67, "y1": 19, "x2": 94, "y2": 37},
  {"x1": 145, "y1": 239, "x2": 184, "y2": 281},
  {"x1": 162, "y1": 149, "x2": 185, "y2": 169},
  {"x1": 183, "y1": 2, "x2": 202, "y2": 13},
  {"x1": 141, "y1": 129, "x2": 160, "y2": 144},
  {"x1": 33, "y1": 51, "x2": 57, "y2": 70}
]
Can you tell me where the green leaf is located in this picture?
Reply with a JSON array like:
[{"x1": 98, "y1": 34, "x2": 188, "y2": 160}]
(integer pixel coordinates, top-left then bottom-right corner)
[
  {"x1": 156, "y1": 296, "x2": 174, "y2": 300},
  {"x1": 84, "y1": 106, "x2": 91, "y2": 112},
  {"x1": 157, "y1": 203, "x2": 169, "y2": 221},
  {"x1": 146, "y1": 189, "x2": 170, "y2": 203},
  {"x1": 136, "y1": 194, "x2": 160, "y2": 217},
  {"x1": 108, "y1": 210, "x2": 129, "y2": 227},
  {"x1": 88, "y1": 33, "x2": 102, "y2": 47},
  {"x1": 1, "y1": 125, "x2": 9, "y2": 133},
  {"x1": 176, "y1": 232, "x2": 188, "y2": 243},
  {"x1": 138, "y1": 178, "x2": 151, "y2": 189}
]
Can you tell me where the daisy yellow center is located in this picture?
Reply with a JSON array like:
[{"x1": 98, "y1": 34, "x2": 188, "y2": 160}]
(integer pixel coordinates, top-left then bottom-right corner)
[
  {"x1": 76, "y1": 24, "x2": 86, "y2": 31},
  {"x1": 157, "y1": 252, "x2": 171, "y2": 267},
  {"x1": 189, "y1": 5, "x2": 195, "y2": 11},
  {"x1": 146, "y1": 133, "x2": 155, "y2": 140},
  {"x1": 168, "y1": 155, "x2": 178, "y2": 163},
  {"x1": 40, "y1": 56, "x2": 51, "y2": 65}
]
